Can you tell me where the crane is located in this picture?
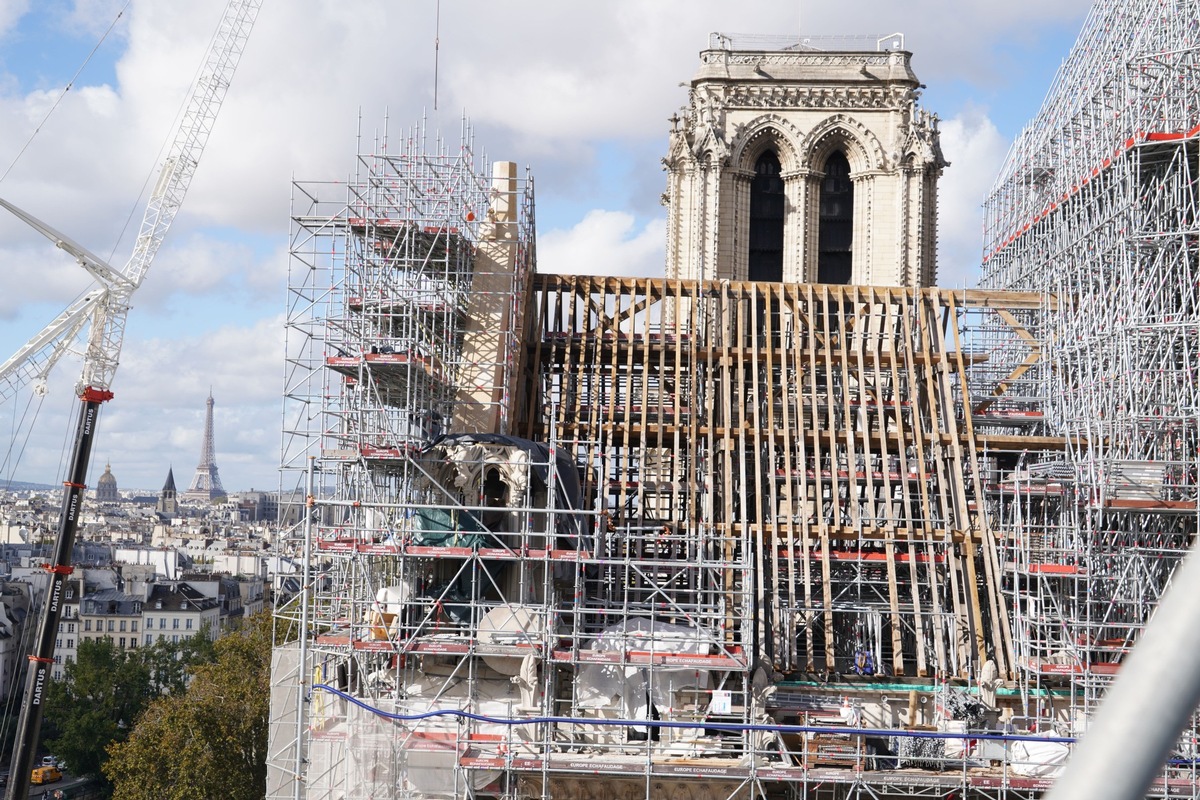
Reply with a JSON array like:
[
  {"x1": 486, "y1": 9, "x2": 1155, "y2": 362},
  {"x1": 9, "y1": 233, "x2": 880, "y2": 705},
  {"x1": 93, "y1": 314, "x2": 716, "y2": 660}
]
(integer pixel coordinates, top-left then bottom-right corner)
[{"x1": 0, "y1": 2, "x2": 262, "y2": 797}]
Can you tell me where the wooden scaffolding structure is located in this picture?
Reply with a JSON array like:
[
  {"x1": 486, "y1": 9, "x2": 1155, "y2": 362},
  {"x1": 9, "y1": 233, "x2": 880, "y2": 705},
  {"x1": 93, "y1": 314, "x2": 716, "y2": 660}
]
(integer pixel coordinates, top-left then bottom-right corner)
[{"x1": 515, "y1": 275, "x2": 1060, "y2": 684}]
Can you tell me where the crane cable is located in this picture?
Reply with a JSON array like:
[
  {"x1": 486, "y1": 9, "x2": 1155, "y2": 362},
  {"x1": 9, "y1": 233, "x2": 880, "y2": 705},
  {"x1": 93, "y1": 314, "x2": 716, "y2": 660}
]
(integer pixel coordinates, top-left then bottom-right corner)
[
  {"x1": 0, "y1": 388, "x2": 46, "y2": 492},
  {"x1": 0, "y1": 1, "x2": 132, "y2": 186},
  {"x1": 0, "y1": 0, "x2": 131, "y2": 734},
  {"x1": 0, "y1": 578, "x2": 40, "y2": 751},
  {"x1": 0, "y1": 388, "x2": 49, "y2": 751}
]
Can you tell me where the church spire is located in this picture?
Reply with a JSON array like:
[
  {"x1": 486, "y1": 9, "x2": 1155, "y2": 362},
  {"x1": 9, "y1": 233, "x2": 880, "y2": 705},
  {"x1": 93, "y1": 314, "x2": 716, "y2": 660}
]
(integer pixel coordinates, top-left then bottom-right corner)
[{"x1": 157, "y1": 465, "x2": 179, "y2": 516}]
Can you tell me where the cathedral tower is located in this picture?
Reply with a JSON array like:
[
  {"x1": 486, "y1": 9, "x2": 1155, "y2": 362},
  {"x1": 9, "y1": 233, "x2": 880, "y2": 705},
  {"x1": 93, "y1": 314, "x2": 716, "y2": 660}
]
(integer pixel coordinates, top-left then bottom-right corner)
[{"x1": 664, "y1": 34, "x2": 946, "y2": 287}]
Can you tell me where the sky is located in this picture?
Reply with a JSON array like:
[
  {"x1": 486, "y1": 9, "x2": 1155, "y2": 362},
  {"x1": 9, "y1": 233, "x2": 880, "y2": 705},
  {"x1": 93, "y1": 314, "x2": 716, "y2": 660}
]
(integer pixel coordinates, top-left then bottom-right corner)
[{"x1": 0, "y1": 0, "x2": 1091, "y2": 493}]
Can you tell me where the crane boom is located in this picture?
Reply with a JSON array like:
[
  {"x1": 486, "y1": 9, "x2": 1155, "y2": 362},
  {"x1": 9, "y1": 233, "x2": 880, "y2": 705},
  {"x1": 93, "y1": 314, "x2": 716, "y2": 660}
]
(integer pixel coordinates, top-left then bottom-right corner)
[
  {"x1": 82, "y1": 0, "x2": 261, "y2": 394},
  {"x1": 2, "y1": 2, "x2": 262, "y2": 797},
  {"x1": 0, "y1": 291, "x2": 100, "y2": 400},
  {"x1": 0, "y1": 197, "x2": 130, "y2": 291}
]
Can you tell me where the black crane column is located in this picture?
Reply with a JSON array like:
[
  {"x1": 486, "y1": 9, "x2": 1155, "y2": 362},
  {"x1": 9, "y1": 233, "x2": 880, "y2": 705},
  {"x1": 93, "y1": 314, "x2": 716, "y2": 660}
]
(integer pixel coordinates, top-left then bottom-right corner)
[{"x1": 6, "y1": 387, "x2": 110, "y2": 800}]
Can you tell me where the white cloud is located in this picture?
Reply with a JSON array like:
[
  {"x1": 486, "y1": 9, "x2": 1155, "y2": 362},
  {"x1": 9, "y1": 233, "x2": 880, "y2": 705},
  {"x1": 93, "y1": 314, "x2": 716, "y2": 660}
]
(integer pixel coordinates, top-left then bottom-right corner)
[
  {"x1": 0, "y1": 1, "x2": 1092, "y2": 253},
  {"x1": 96, "y1": 314, "x2": 284, "y2": 490},
  {"x1": 0, "y1": 242, "x2": 94, "y2": 320},
  {"x1": 538, "y1": 211, "x2": 665, "y2": 277},
  {"x1": 936, "y1": 106, "x2": 1009, "y2": 288},
  {"x1": 0, "y1": 312, "x2": 283, "y2": 493},
  {"x1": 134, "y1": 231, "x2": 284, "y2": 311},
  {"x1": 0, "y1": 0, "x2": 30, "y2": 39},
  {"x1": 65, "y1": 0, "x2": 131, "y2": 39},
  {"x1": 0, "y1": 0, "x2": 1096, "y2": 489}
]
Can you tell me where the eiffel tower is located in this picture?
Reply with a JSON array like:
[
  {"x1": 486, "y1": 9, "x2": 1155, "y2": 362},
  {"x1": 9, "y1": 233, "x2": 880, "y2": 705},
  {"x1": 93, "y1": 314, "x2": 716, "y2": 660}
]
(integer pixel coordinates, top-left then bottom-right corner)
[{"x1": 182, "y1": 392, "x2": 227, "y2": 503}]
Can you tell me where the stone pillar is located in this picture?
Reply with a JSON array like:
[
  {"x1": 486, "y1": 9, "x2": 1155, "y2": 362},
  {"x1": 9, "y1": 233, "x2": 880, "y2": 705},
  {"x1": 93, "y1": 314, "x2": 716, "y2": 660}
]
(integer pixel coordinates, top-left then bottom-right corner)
[
  {"x1": 851, "y1": 171, "x2": 876, "y2": 285},
  {"x1": 698, "y1": 157, "x2": 721, "y2": 281},
  {"x1": 453, "y1": 161, "x2": 521, "y2": 434},
  {"x1": 664, "y1": 161, "x2": 694, "y2": 281},
  {"x1": 781, "y1": 169, "x2": 808, "y2": 283},
  {"x1": 922, "y1": 169, "x2": 940, "y2": 285}
]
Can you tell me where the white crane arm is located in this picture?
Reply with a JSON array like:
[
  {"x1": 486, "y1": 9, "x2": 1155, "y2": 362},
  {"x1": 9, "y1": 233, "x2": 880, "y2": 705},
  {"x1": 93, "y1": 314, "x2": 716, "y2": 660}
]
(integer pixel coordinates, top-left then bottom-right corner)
[
  {"x1": 0, "y1": 290, "x2": 103, "y2": 401},
  {"x1": 0, "y1": 197, "x2": 130, "y2": 292},
  {"x1": 119, "y1": 0, "x2": 262, "y2": 290}
]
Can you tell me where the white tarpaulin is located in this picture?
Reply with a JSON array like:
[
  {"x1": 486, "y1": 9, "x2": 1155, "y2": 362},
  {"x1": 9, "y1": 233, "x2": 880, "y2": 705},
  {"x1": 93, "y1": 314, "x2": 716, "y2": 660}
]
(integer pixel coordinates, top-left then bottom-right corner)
[
  {"x1": 1010, "y1": 732, "x2": 1072, "y2": 778},
  {"x1": 574, "y1": 619, "x2": 713, "y2": 747}
]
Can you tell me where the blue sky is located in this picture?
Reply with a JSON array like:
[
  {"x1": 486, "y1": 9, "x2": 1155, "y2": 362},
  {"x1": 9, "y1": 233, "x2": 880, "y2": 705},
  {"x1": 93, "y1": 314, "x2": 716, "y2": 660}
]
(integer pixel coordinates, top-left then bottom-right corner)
[{"x1": 0, "y1": 0, "x2": 1091, "y2": 492}]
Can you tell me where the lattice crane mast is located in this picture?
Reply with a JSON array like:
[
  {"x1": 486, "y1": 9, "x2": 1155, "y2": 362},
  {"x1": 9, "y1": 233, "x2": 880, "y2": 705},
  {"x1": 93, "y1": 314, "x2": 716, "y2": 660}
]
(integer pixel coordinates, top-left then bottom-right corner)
[{"x1": 0, "y1": 2, "x2": 262, "y2": 797}]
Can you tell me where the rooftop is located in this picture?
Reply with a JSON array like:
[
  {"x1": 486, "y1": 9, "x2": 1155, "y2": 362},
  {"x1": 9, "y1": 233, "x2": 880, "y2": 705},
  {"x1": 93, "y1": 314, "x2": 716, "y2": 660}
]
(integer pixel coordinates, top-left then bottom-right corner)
[{"x1": 707, "y1": 31, "x2": 906, "y2": 52}]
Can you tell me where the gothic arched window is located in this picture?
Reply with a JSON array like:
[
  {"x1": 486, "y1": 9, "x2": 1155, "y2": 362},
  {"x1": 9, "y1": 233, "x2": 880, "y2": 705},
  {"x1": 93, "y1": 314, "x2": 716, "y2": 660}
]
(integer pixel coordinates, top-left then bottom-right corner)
[
  {"x1": 748, "y1": 150, "x2": 784, "y2": 282},
  {"x1": 817, "y1": 150, "x2": 853, "y2": 284}
]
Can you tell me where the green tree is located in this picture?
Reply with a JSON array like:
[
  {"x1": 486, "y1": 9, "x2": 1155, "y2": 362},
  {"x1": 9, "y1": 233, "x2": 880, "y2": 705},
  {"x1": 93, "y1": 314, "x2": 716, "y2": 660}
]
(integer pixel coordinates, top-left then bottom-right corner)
[
  {"x1": 42, "y1": 629, "x2": 218, "y2": 787},
  {"x1": 141, "y1": 624, "x2": 218, "y2": 696},
  {"x1": 104, "y1": 612, "x2": 273, "y2": 800},
  {"x1": 43, "y1": 638, "x2": 152, "y2": 782}
]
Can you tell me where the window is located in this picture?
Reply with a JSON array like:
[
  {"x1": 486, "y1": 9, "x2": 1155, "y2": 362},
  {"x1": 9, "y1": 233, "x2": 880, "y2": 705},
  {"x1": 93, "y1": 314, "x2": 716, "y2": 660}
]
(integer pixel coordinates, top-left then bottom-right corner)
[
  {"x1": 817, "y1": 150, "x2": 853, "y2": 284},
  {"x1": 132, "y1": 621, "x2": 138, "y2": 633},
  {"x1": 65, "y1": 655, "x2": 73, "y2": 665},
  {"x1": 119, "y1": 620, "x2": 126, "y2": 632},
  {"x1": 173, "y1": 618, "x2": 180, "y2": 630},
  {"x1": 145, "y1": 634, "x2": 152, "y2": 646},
  {"x1": 172, "y1": 635, "x2": 179, "y2": 644},
  {"x1": 119, "y1": 637, "x2": 126, "y2": 649},
  {"x1": 67, "y1": 623, "x2": 74, "y2": 634},
  {"x1": 160, "y1": 618, "x2": 166, "y2": 629},
  {"x1": 107, "y1": 620, "x2": 114, "y2": 632},
  {"x1": 186, "y1": 618, "x2": 193, "y2": 630},
  {"x1": 66, "y1": 639, "x2": 73, "y2": 649},
  {"x1": 748, "y1": 150, "x2": 785, "y2": 282},
  {"x1": 55, "y1": 638, "x2": 61, "y2": 648},
  {"x1": 84, "y1": 620, "x2": 91, "y2": 632}
]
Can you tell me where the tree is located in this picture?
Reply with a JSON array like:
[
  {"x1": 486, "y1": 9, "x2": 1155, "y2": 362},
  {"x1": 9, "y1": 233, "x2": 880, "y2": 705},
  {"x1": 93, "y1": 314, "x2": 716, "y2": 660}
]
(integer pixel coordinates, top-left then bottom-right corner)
[
  {"x1": 44, "y1": 638, "x2": 152, "y2": 782},
  {"x1": 141, "y1": 624, "x2": 218, "y2": 696},
  {"x1": 104, "y1": 612, "x2": 273, "y2": 800},
  {"x1": 42, "y1": 630, "x2": 218, "y2": 787}
]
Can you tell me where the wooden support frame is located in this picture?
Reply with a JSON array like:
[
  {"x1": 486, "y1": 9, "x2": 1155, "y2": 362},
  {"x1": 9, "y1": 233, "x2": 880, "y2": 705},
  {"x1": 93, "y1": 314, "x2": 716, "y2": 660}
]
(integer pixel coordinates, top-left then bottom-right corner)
[{"x1": 521, "y1": 276, "x2": 1066, "y2": 680}]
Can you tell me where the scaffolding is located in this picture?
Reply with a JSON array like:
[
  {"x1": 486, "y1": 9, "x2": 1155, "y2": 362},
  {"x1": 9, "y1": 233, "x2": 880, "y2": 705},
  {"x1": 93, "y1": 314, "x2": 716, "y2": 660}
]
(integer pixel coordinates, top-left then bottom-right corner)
[
  {"x1": 267, "y1": 1, "x2": 1200, "y2": 795},
  {"x1": 272, "y1": 118, "x2": 545, "y2": 799},
  {"x1": 979, "y1": 0, "x2": 1200, "y2": 782},
  {"x1": 274, "y1": 213, "x2": 1125, "y2": 797}
]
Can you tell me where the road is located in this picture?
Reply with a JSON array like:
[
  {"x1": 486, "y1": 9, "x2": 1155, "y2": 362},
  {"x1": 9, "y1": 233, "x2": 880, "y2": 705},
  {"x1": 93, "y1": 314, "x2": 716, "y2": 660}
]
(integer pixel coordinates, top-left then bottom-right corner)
[{"x1": 25, "y1": 770, "x2": 92, "y2": 798}]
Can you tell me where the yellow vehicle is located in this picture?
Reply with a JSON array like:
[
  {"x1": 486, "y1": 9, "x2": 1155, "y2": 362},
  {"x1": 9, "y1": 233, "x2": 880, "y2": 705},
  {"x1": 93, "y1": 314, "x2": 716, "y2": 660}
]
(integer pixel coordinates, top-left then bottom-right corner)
[{"x1": 30, "y1": 765, "x2": 62, "y2": 785}]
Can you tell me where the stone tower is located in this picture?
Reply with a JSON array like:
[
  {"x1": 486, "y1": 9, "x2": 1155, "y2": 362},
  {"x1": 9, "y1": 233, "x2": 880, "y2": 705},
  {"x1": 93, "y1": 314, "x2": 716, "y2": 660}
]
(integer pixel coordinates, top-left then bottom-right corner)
[
  {"x1": 664, "y1": 33, "x2": 946, "y2": 287},
  {"x1": 157, "y1": 467, "x2": 179, "y2": 516}
]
